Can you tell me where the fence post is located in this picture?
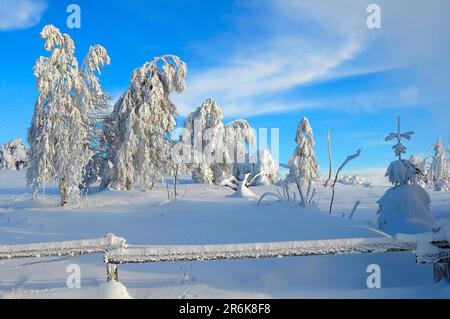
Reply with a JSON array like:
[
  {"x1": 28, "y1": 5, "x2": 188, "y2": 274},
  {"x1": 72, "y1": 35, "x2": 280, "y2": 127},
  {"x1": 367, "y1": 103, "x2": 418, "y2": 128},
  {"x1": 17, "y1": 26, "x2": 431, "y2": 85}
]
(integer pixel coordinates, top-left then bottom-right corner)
[
  {"x1": 433, "y1": 263, "x2": 450, "y2": 283},
  {"x1": 106, "y1": 263, "x2": 119, "y2": 282}
]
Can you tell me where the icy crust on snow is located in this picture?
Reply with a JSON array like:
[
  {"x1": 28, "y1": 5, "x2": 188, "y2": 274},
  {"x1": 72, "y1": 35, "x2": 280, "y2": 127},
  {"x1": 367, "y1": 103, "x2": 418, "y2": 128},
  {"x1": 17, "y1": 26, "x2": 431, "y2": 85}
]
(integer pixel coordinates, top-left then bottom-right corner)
[
  {"x1": 105, "y1": 238, "x2": 417, "y2": 264},
  {"x1": 0, "y1": 234, "x2": 126, "y2": 260}
]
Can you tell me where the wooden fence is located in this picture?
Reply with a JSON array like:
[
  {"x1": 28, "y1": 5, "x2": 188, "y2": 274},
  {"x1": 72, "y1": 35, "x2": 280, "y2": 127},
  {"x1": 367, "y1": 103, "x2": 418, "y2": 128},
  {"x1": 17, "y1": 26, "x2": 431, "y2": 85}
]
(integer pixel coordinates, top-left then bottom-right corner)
[{"x1": 1, "y1": 234, "x2": 450, "y2": 285}]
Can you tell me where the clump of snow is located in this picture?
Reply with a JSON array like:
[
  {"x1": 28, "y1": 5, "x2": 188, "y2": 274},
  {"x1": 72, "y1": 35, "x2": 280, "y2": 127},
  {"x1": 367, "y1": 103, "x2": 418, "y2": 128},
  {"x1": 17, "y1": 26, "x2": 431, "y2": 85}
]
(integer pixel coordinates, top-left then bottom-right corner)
[
  {"x1": 385, "y1": 160, "x2": 418, "y2": 186},
  {"x1": 0, "y1": 138, "x2": 27, "y2": 170},
  {"x1": 377, "y1": 184, "x2": 435, "y2": 234},
  {"x1": 226, "y1": 183, "x2": 258, "y2": 199},
  {"x1": 98, "y1": 282, "x2": 132, "y2": 299},
  {"x1": 221, "y1": 173, "x2": 258, "y2": 199}
]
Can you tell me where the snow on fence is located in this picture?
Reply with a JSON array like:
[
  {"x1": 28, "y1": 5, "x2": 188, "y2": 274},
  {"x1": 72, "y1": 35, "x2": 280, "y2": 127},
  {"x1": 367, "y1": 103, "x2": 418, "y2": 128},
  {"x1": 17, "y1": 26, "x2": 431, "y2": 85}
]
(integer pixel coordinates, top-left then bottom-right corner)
[
  {"x1": 1, "y1": 234, "x2": 449, "y2": 284},
  {"x1": 0, "y1": 234, "x2": 126, "y2": 260}
]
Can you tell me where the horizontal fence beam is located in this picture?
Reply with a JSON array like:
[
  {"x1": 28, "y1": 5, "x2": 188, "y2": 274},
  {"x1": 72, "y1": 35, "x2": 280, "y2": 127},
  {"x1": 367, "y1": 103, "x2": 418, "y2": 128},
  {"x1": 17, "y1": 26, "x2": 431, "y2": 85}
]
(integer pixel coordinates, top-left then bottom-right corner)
[
  {"x1": 0, "y1": 234, "x2": 126, "y2": 260},
  {"x1": 105, "y1": 237, "x2": 419, "y2": 265}
]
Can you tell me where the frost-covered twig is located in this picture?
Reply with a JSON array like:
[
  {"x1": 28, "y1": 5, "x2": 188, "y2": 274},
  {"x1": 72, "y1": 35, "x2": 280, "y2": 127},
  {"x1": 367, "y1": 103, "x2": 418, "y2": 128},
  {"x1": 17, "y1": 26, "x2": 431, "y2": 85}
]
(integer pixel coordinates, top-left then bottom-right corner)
[
  {"x1": 348, "y1": 200, "x2": 361, "y2": 220},
  {"x1": 329, "y1": 149, "x2": 361, "y2": 214},
  {"x1": 257, "y1": 192, "x2": 283, "y2": 206}
]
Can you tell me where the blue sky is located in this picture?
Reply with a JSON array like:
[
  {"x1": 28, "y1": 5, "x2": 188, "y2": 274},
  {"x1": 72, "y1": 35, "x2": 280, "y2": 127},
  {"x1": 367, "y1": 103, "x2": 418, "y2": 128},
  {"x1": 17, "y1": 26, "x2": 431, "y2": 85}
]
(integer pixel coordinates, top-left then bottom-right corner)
[{"x1": 0, "y1": 0, "x2": 449, "y2": 182}]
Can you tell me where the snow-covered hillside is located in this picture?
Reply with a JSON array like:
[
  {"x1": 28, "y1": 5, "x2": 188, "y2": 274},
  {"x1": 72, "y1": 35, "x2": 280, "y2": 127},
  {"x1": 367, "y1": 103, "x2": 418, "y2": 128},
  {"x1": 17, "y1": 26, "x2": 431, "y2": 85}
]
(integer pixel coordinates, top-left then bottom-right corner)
[{"x1": 1, "y1": 170, "x2": 450, "y2": 298}]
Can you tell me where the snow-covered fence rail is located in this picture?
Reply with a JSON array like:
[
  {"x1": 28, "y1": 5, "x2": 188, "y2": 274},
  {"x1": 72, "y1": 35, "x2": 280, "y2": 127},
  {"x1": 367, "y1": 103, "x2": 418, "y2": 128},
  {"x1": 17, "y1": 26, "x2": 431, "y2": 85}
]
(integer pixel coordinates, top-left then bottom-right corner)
[
  {"x1": 104, "y1": 237, "x2": 450, "y2": 282},
  {"x1": 1, "y1": 234, "x2": 449, "y2": 284},
  {"x1": 0, "y1": 234, "x2": 126, "y2": 260}
]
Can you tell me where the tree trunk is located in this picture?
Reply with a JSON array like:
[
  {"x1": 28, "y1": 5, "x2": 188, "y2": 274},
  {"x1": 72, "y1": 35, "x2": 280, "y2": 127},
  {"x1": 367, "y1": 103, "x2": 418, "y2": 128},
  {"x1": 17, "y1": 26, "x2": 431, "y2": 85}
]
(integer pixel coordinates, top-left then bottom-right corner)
[
  {"x1": 106, "y1": 263, "x2": 118, "y2": 282},
  {"x1": 60, "y1": 176, "x2": 68, "y2": 207},
  {"x1": 324, "y1": 130, "x2": 332, "y2": 187},
  {"x1": 173, "y1": 165, "x2": 178, "y2": 199},
  {"x1": 433, "y1": 263, "x2": 450, "y2": 283}
]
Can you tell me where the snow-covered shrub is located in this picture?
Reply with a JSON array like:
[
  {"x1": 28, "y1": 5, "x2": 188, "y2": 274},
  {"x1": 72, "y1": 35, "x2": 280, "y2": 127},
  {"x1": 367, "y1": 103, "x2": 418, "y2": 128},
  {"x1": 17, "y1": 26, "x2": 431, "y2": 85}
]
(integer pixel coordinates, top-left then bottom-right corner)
[
  {"x1": 106, "y1": 55, "x2": 187, "y2": 191},
  {"x1": 377, "y1": 117, "x2": 435, "y2": 234},
  {"x1": 221, "y1": 173, "x2": 259, "y2": 199},
  {"x1": 0, "y1": 138, "x2": 28, "y2": 170},
  {"x1": 428, "y1": 138, "x2": 450, "y2": 191},
  {"x1": 27, "y1": 25, "x2": 110, "y2": 206},
  {"x1": 234, "y1": 149, "x2": 278, "y2": 186},
  {"x1": 377, "y1": 184, "x2": 435, "y2": 234},
  {"x1": 338, "y1": 175, "x2": 367, "y2": 186}
]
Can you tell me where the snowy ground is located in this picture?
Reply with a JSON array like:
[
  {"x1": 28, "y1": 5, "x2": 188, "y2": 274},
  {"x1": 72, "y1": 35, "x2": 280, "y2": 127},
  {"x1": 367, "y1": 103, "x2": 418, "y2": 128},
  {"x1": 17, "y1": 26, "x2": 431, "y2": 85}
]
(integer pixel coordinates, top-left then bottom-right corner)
[{"x1": 1, "y1": 170, "x2": 450, "y2": 299}]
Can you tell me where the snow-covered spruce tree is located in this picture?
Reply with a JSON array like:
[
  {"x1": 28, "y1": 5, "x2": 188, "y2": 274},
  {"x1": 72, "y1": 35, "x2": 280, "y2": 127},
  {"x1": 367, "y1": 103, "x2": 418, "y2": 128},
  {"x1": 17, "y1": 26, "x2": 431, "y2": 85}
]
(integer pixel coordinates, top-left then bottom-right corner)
[
  {"x1": 107, "y1": 55, "x2": 187, "y2": 191},
  {"x1": 429, "y1": 138, "x2": 450, "y2": 191},
  {"x1": 287, "y1": 117, "x2": 319, "y2": 203},
  {"x1": 27, "y1": 25, "x2": 110, "y2": 206},
  {"x1": 409, "y1": 155, "x2": 429, "y2": 187},
  {"x1": 377, "y1": 117, "x2": 435, "y2": 234}
]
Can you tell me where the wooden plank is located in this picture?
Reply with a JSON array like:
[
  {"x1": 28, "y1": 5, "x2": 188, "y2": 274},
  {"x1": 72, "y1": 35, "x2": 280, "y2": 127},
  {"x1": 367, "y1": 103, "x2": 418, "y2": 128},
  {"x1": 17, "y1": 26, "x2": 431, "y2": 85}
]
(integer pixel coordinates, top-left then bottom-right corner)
[
  {"x1": 105, "y1": 237, "x2": 418, "y2": 265},
  {"x1": 0, "y1": 234, "x2": 126, "y2": 260}
]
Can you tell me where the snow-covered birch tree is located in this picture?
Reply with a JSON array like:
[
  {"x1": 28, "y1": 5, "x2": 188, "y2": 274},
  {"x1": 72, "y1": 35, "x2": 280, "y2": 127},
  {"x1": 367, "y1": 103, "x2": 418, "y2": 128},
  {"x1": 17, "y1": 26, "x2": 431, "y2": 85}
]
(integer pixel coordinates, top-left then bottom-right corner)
[
  {"x1": 80, "y1": 45, "x2": 111, "y2": 189},
  {"x1": 183, "y1": 98, "x2": 225, "y2": 185},
  {"x1": 107, "y1": 55, "x2": 187, "y2": 191},
  {"x1": 183, "y1": 98, "x2": 256, "y2": 185},
  {"x1": 27, "y1": 25, "x2": 110, "y2": 206}
]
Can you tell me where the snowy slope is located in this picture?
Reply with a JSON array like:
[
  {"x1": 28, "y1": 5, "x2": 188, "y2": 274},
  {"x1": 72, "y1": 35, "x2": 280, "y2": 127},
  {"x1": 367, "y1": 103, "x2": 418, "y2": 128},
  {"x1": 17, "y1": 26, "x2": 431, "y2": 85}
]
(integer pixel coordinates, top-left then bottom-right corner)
[{"x1": 1, "y1": 170, "x2": 450, "y2": 298}]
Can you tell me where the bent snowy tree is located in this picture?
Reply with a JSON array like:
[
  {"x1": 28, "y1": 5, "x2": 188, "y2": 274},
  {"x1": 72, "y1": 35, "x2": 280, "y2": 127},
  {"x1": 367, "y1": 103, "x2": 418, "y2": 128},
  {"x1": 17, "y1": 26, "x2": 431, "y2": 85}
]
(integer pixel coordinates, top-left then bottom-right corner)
[
  {"x1": 106, "y1": 55, "x2": 187, "y2": 191},
  {"x1": 27, "y1": 25, "x2": 110, "y2": 206}
]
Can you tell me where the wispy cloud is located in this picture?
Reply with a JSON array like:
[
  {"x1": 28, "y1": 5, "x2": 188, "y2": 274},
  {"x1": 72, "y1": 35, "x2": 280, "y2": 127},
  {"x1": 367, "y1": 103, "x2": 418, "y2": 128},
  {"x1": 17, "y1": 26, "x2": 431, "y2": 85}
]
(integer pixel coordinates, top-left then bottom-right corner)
[
  {"x1": 0, "y1": 0, "x2": 47, "y2": 31},
  {"x1": 174, "y1": 0, "x2": 450, "y2": 118}
]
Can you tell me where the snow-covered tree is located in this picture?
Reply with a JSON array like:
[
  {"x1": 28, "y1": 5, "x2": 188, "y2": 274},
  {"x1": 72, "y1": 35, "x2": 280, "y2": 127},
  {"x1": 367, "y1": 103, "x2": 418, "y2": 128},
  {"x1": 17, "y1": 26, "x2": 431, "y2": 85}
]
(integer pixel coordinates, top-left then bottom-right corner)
[
  {"x1": 288, "y1": 117, "x2": 319, "y2": 183},
  {"x1": 27, "y1": 25, "x2": 110, "y2": 206},
  {"x1": 80, "y1": 45, "x2": 112, "y2": 190},
  {"x1": 378, "y1": 117, "x2": 434, "y2": 234},
  {"x1": 429, "y1": 138, "x2": 450, "y2": 191},
  {"x1": 409, "y1": 155, "x2": 429, "y2": 187},
  {"x1": 183, "y1": 98, "x2": 226, "y2": 185},
  {"x1": 385, "y1": 116, "x2": 414, "y2": 160},
  {"x1": 183, "y1": 98, "x2": 256, "y2": 185},
  {"x1": 0, "y1": 138, "x2": 28, "y2": 170},
  {"x1": 106, "y1": 55, "x2": 187, "y2": 191},
  {"x1": 286, "y1": 117, "x2": 319, "y2": 203}
]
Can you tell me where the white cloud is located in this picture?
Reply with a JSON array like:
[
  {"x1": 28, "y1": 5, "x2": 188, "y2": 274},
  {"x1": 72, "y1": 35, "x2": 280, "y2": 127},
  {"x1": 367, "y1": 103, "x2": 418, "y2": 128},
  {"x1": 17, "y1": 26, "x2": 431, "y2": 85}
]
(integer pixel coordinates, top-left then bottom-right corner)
[
  {"x1": 400, "y1": 86, "x2": 419, "y2": 104},
  {"x1": 0, "y1": 0, "x2": 47, "y2": 31},
  {"x1": 174, "y1": 0, "x2": 450, "y2": 118}
]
